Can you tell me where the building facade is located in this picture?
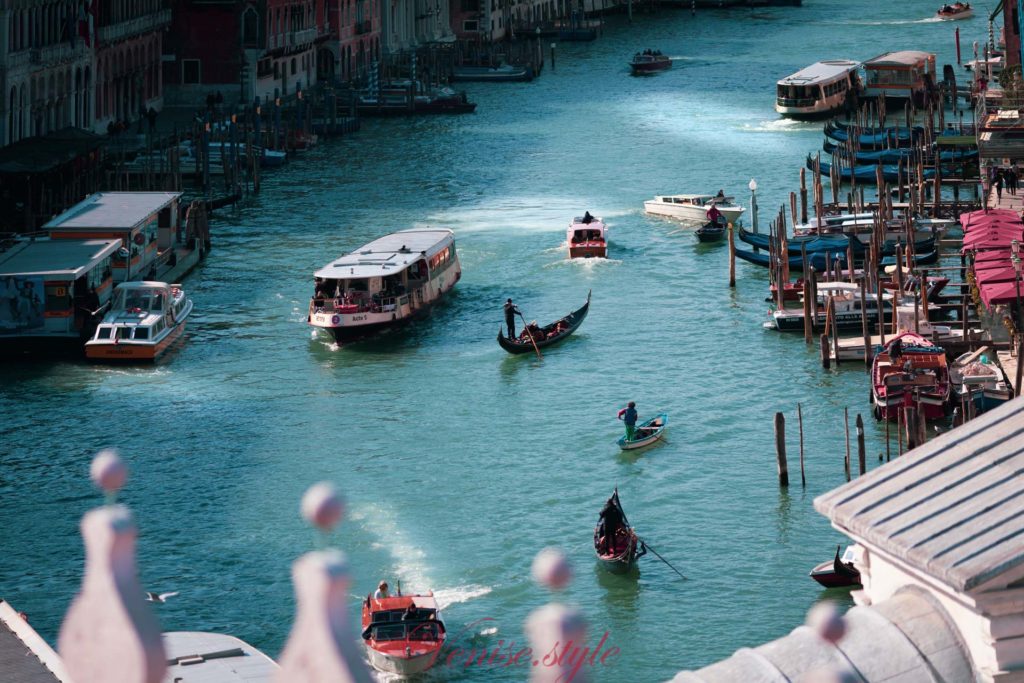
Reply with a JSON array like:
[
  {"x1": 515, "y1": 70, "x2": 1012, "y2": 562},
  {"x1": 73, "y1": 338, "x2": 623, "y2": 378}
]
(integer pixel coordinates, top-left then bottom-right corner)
[
  {"x1": 325, "y1": 0, "x2": 380, "y2": 84},
  {"x1": 163, "y1": 0, "x2": 330, "y2": 108},
  {"x1": 380, "y1": 0, "x2": 454, "y2": 55},
  {"x1": 93, "y1": 0, "x2": 171, "y2": 133},
  {"x1": 0, "y1": 0, "x2": 95, "y2": 146}
]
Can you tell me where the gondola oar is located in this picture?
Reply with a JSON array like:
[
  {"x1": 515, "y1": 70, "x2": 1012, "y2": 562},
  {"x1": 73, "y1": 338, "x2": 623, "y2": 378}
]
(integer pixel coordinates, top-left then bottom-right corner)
[
  {"x1": 639, "y1": 538, "x2": 687, "y2": 580},
  {"x1": 517, "y1": 311, "x2": 543, "y2": 360}
]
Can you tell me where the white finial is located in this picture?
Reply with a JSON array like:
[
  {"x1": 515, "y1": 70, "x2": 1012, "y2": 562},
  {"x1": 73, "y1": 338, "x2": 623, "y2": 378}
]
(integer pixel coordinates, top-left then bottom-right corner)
[
  {"x1": 301, "y1": 482, "x2": 344, "y2": 531},
  {"x1": 532, "y1": 547, "x2": 571, "y2": 590},
  {"x1": 58, "y1": 505, "x2": 166, "y2": 683},
  {"x1": 806, "y1": 601, "x2": 846, "y2": 644},
  {"x1": 275, "y1": 549, "x2": 373, "y2": 683},
  {"x1": 525, "y1": 603, "x2": 589, "y2": 683},
  {"x1": 90, "y1": 449, "x2": 127, "y2": 496}
]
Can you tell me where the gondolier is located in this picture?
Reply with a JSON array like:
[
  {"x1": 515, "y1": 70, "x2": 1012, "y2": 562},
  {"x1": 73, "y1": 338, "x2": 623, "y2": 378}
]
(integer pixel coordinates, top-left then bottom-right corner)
[
  {"x1": 503, "y1": 298, "x2": 520, "y2": 339},
  {"x1": 618, "y1": 401, "x2": 638, "y2": 439}
]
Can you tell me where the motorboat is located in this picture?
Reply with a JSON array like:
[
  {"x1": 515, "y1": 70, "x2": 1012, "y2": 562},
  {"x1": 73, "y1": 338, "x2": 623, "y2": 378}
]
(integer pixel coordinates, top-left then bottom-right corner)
[
  {"x1": 594, "y1": 489, "x2": 645, "y2": 573},
  {"x1": 809, "y1": 545, "x2": 862, "y2": 588},
  {"x1": 452, "y1": 62, "x2": 534, "y2": 82},
  {"x1": 85, "y1": 281, "x2": 192, "y2": 361},
  {"x1": 630, "y1": 51, "x2": 671, "y2": 75},
  {"x1": 618, "y1": 413, "x2": 667, "y2": 450},
  {"x1": 775, "y1": 60, "x2": 861, "y2": 119},
  {"x1": 644, "y1": 194, "x2": 745, "y2": 224},
  {"x1": 361, "y1": 591, "x2": 445, "y2": 675},
  {"x1": 308, "y1": 229, "x2": 460, "y2": 344},
  {"x1": 768, "y1": 282, "x2": 893, "y2": 333},
  {"x1": 937, "y1": 2, "x2": 973, "y2": 19},
  {"x1": 949, "y1": 348, "x2": 1011, "y2": 414},
  {"x1": 497, "y1": 291, "x2": 590, "y2": 354},
  {"x1": 871, "y1": 332, "x2": 950, "y2": 421},
  {"x1": 567, "y1": 215, "x2": 607, "y2": 258}
]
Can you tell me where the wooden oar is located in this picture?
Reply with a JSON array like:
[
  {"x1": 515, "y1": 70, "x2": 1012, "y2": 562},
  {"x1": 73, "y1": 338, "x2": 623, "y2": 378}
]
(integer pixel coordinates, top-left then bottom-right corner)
[
  {"x1": 639, "y1": 538, "x2": 688, "y2": 581},
  {"x1": 517, "y1": 312, "x2": 542, "y2": 360}
]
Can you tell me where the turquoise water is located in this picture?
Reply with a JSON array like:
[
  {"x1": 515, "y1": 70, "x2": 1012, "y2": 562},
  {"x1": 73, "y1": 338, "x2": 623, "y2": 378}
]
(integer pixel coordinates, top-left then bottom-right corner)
[{"x1": 0, "y1": 3, "x2": 977, "y2": 680}]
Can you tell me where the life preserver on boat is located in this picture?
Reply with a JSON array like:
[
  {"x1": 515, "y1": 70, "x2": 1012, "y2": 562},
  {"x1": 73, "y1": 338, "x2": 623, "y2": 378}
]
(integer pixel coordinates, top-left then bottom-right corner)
[{"x1": 331, "y1": 314, "x2": 340, "y2": 325}]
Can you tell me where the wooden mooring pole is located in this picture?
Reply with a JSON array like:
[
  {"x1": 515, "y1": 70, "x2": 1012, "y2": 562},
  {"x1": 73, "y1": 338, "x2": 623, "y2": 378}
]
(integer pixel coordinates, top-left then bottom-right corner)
[
  {"x1": 856, "y1": 414, "x2": 866, "y2": 476},
  {"x1": 797, "y1": 403, "x2": 806, "y2": 486},
  {"x1": 728, "y1": 222, "x2": 736, "y2": 287},
  {"x1": 844, "y1": 407, "x2": 851, "y2": 482},
  {"x1": 774, "y1": 412, "x2": 789, "y2": 487}
]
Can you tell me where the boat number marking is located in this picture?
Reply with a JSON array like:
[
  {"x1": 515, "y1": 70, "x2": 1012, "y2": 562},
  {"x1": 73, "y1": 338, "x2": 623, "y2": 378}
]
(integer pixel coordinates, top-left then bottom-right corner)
[{"x1": 351, "y1": 315, "x2": 366, "y2": 322}]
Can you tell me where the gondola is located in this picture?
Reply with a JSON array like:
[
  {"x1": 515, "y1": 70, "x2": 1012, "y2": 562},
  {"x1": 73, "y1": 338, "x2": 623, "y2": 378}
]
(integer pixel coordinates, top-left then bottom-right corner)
[
  {"x1": 734, "y1": 246, "x2": 939, "y2": 271},
  {"x1": 496, "y1": 291, "x2": 590, "y2": 354},
  {"x1": 823, "y1": 120, "x2": 919, "y2": 149},
  {"x1": 807, "y1": 155, "x2": 936, "y2": 183},
  {"x1": 695, "y1": 219, "x2": 726, "y2": 242},
  {"x1": 822, "y1": 139, "x2": 978, "y2": 165},
  {"x1": 738, "y1": 228, "x2": 935, "y2": 256},
  {"x1": 617, "y1": 413, "x2": 668, "y2": 450},
  {"x1": 809, "y1": 545, "x2": 862, "y2": 588},
  {"x1": 594, "y1": 489, "x2": 646, "y2": 574}
]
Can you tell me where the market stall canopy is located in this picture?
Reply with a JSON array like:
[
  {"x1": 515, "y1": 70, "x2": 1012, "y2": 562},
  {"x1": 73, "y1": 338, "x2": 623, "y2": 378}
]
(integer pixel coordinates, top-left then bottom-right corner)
[{"x1": 980, "y1": 279, "x2": 1024, "y2": 307}]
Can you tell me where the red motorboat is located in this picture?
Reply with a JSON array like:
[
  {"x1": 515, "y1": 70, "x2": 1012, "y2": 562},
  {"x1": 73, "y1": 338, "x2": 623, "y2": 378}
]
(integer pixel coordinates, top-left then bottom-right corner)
[
  {"x1": 567, "y1": 213, "x2": 607, "y2": 258},
  {"x1": 630, "y1": 51, "x2": 671, "y2": 75},
  {"x1": 871, "y1": 332, "x2": 950, "y2": 421},
  {"x1": 810, "y1": 545, "x2": 861, "y2": 588},
  {"x1": 937, "y1": 2, "x2": 972, "y2": 19},
  {"x1": 361, "y1": 591, "x2": 445, "y2": 675}
]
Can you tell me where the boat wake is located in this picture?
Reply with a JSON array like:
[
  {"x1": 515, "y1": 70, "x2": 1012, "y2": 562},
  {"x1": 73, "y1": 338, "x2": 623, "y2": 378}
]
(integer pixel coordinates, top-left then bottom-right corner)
[
  {"x1": 741, "y1": 118, "x2": 819, "y2": 133},
  {"x1": 432, "y1": 584, "x2": 493, "y2": 610},
  {"x1": 548, "y1": 256, "x2": 623, "y2": 270},
  {"x1": 842, "y1": 16, "x2": 944, "y2": 25}
]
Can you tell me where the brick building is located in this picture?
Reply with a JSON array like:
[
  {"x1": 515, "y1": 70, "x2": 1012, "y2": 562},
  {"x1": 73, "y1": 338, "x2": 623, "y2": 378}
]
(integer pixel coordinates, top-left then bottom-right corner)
[{"x1": 325, "y1": 0, "x2": 380, "y2": 84}]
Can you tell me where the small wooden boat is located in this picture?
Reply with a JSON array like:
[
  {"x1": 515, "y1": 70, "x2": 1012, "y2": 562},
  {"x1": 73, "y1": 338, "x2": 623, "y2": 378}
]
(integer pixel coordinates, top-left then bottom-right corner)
[
  {"x1": 949, "y1": 347, "x2": 1011, "y2": 415},
  {"x1": 497, "y1": 292, "x2": 590, "y2": 354},
  {"x1": 871, "y1": 332, "x2": 950, "y2": 421},
  {"x1": 85, "y1": 282, "x2": 192, "y2": 362},
  {"x1": 594, "y1": 489, "x2": 645, "y2": 573},
  {"x1": 618, "y1": 413, "x2": 667, "y2": 450},
  {"x1": 567, "y1": 215, "x2": 607, "y2": 258},
  {"x1": 361, "y1": 591, "x2": 445, "y2": 675},
  {"x1": 629, "y1": 51, "x2": 671, "y2": 75},
  {"x1": 695, "y1": 219, "x2": 726, "y2": 242},
  {"x1": 937, "y1": 2, "x2": 972, "y2": 19},
  {"x1": 809, "y1": 545, "x2": 862, "y2": 588}
]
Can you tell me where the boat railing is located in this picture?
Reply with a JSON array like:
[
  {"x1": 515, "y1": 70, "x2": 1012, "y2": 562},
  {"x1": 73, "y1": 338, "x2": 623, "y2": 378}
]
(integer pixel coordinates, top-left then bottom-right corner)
[{"x1": 776, "y1": 96, "x2": 819, "y2": 108}]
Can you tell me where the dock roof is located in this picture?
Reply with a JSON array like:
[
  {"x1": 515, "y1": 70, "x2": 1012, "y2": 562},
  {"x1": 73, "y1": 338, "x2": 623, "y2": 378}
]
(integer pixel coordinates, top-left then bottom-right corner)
[
  {"x1": 0, "y1": 239, "x2": 121, "y2": 279},
  {"x1": 865, "y1": 51, "x2": 933, "y2": 67},
  {"x1": 314, "y1": 229, "x2": 454, "y2": 280},
  {"x1": 162, "y1": 632, "x2": 278, "y2": 682},
  {"x1": 44, "y1": 192, "x2": 180, "y2": 232},
  {"x1": 778, "y1": 60, "x2": 860, "y2": 85},
  {"x1": 0, "y1": 600, "x2": 69, "y2": 683},
  {"x1": 814, "y1": 395, "x2": 1024, "y2": 592}
]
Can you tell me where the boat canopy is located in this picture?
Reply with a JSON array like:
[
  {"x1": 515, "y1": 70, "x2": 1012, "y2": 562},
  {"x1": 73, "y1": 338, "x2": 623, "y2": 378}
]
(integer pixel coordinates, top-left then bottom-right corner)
[
  {"x1": 777, "y1": 60, "x2": 860, "y2": 86},
  {"x1": 864, "y1": 51, "x2": 934, "y2": 68},
  {"x1": 112, "y1": 281, "x2": 172, "y2": 312},
  {"x1": 655, "y1": 194, "x2": 735, "y2": 204},
  {"x1": 315, "y1": 229, "x2": 454, "y2": 280}
]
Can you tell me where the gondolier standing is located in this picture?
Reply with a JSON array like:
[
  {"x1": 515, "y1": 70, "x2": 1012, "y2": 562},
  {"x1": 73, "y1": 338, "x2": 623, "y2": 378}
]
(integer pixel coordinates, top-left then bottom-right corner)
[
  {"x1": 618, "y1": 401, "x2": 638, "y2": 440},
  {"x1": 504, "y1": 298, "x2": 520, "y2": 339}
]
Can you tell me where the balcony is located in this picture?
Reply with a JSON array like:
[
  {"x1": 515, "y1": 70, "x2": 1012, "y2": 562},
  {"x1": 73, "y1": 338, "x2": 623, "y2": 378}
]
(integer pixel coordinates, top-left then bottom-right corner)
[
  {"x1": 27, "y1": 42, "x2": 90, "y2": 67},
  {"x1": 97, "y1": 8, "x2": 171, "y2": 45},
  {"x1": 289, "y1": 28, "x2": 319, "y2": 47}
]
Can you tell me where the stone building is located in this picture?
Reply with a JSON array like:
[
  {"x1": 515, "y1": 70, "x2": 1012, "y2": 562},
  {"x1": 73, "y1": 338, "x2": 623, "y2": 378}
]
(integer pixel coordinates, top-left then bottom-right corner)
[
  {"x1": 379, "y1": 0, "x2": 454, "y2": 56},
  {"x1": 674, "y1": 396, "x2": 1024, "y2": 682},
  {"x1": 325, "y1": 0, "x2": 381, "y2": 84}
]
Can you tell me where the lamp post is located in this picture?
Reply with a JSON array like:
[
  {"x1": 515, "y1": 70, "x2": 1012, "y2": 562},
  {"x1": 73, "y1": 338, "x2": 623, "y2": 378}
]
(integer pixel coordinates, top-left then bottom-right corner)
[
  {"x1": 749, "y1": 178, "x2": 759, "y2": 234},
  {"x1": 1013, "y1": 240, "x2": 1022, "y2": 333}
]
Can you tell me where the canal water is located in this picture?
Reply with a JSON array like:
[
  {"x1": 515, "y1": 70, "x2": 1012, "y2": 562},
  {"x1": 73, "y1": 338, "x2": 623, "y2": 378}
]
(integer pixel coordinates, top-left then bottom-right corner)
[{"x1": 1, "y1": 3, "x2": 975, "y2": 680}]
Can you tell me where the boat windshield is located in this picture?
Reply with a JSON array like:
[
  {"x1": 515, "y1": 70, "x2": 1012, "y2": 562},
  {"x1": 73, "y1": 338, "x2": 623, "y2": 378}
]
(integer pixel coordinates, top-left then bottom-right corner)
[
  {"x1": 113, "y1": 287, "x2": 165, "y2": 312},
  {"x1": 369, "y1": 621, "x2": 441, "y2": 642}
]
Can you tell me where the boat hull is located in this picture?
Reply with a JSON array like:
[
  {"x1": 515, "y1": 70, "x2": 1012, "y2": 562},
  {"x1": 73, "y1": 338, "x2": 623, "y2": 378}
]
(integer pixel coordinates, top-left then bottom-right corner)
[
  {"x1": 618, "y1": 414, "x2": 668, "y2": 450},
  {"x1": 630, "y1": 59, "x2": 671, "y2": 75},
  {"x1": 569, "y1": 244, "x2": 607, "y2": 258},
  {"x1": 365, "y1": 646, "x2": 441, "y2": 675},
  {"x1": 85, "y1": 321, "x2": 186, "y2": 362},
  {"x1": 809, "y1": 560, "x2": 861, "y2": 588},
  {"x1": 644, "y1": 202, "x2": 745, "y2": 224}
]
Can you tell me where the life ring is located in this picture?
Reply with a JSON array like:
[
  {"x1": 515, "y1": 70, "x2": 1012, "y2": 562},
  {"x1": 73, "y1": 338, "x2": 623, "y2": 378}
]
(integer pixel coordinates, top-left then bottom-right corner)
[{"x1": 331, "y1": 314, "x2": 340, "y2": 325}]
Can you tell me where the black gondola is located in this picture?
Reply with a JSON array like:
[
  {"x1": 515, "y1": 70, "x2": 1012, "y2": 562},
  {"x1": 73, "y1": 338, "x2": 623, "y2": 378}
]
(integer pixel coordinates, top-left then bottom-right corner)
[
  {"x1": 496, "y1": 291, "x2": 591, "y2": 354},
  {"x1": 593, "y1": 489, "x2": 645, "y2": 574},
  {"x1": 695, "y1": 218, "x2": 726, "y2": 242}
]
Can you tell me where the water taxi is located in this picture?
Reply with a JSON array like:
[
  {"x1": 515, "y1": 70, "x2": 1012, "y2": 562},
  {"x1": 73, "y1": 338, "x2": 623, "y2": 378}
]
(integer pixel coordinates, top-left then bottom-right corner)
[
  {"x1": 85, "y1": 281, "x2": 192, "y2": 361},
  {"x1": 775, "y1": 60, "x2": 861, "y2": 119},
  {"x1": 361, "y1": 592, "x2": 445, "y2": 675},
  {"x1": 644, "y1": 194, "x2": 745, "y2": 224},
  {"x1": 937, "y1": 2, "x2": 972, "y2": 20},
  {"x1": 568, "y1": 215, "x2": 607, "y2": 258},
  {"x1": 863, "y1": 51, "x2": 936, "y2": 104},
  {"x1": 308, "y1": 229, "x2": 460, "y2": 343},
  {"x1": 871, "y1": 332, "x2": 950, "y2": 421},
  {"x1": 630, "y1": 51, "x2": 671, "y2": 75}
]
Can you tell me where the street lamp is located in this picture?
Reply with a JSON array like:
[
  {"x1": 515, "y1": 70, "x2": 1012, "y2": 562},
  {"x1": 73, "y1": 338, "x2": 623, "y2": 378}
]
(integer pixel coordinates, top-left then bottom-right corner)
[
  {"x1": 1012, "y1": 239, "x2": 1022, "y2": 333},
  {"x1": 749, "y1": 178, "x2": 758, "y2": 234}
]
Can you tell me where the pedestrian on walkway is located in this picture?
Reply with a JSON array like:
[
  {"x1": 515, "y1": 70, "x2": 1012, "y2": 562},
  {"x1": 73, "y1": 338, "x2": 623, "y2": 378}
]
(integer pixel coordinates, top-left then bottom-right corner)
[
  {"x1": 1010, "y1": 164, "x2": 1020, "y2": 196},
  {"x1": 995, "y1": 169, "x2": 1004, "y2": 202}
]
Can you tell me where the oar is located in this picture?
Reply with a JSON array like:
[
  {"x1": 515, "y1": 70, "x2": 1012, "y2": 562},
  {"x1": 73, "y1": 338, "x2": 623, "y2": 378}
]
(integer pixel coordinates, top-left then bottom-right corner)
[
  {"x1": 639, "y1": 538, "x2": 687, "y2": 580},
  {"x1": 517, "y1": 311, "x2": 543, "y2": 360}
]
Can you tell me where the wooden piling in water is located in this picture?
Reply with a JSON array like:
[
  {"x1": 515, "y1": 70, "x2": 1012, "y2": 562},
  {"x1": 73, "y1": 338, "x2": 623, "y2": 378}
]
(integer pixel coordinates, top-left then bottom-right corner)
[
  {"x1": 860, "y1": 276, "x2": 871, "y2": 370},
  {"x1": 774, "y1": 412, "x2": 789, "y2": 487},
  {"x1": 856, "y1": 413, "x2": 866, "y2": 476},
  {"x1": 844, "y1": 407, "x2": 851, "y2": 482},
  {"x1": 803, "y1": 277, "x2": 812, "y2": 344},
  {"x1": 799, "y1": 168, "x2": 808, "y2": 224},
  {"x1": 884, "y1": 411, "x2": 890, "y2": 461},
  {"x1": 797, "y1": 403, "x2": 806, "y2": 486},
  {"x1": 728, "y1": 222, "x2": 736, "y2": 288}
]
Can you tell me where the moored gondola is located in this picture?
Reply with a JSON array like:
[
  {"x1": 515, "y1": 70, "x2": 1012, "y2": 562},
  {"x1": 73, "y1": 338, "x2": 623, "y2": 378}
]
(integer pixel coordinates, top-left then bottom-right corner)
[
  {"x1": 695, "y1": 219, "x2": 726, "y2": 243},
  {"x1": 497, "y1": 291, "x2": 591, "y2": 354},
  {"x1": 809, "y1": 545, "x2": 862, "y2": 588},
  {"x1": 594, "y1": 489, "x2": 645, "y2": 574}
]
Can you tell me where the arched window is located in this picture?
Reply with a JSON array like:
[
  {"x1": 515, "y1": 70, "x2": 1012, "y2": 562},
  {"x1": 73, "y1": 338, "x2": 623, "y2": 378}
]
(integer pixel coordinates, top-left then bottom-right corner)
[{"x1": 242, "y1": 6, "x2": 259, "y2": 48}]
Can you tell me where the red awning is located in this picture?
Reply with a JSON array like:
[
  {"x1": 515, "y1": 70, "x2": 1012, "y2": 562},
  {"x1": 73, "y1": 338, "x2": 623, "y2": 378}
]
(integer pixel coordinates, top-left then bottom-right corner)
[
  {"x1": 976, "y1": 266, "x2": 1020, "y2": 284},
  {"x1": 980, "y1": 279, "x2": 1024, "y2": 307},
  {"x1": 974, "y1": 259, "x2": 1014, "y2": 272},
  {"x1": 975, "y1": 249, "x2": 1013, "y2": 262},
  {"x1": 960, "y1": 209, "x2": 1021, "y2": 231},
  {"x1": 962, "y1": 229, "x2": 1024, "y2": 251}
]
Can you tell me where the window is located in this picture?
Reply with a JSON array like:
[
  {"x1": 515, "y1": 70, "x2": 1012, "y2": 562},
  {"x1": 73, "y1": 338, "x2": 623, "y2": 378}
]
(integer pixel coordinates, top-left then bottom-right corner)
[
  {"x1": 462, "y1": 19, "x2": 478, "y2": 31},
  {"x1": 97, "y1": 327, "x2": 113, "y2": 340},
  {"x1": 242, "y1": 6, "x2": 260, "y2": 48},
  {"x1": 291, "y1": 58, "x2": 297, "y2": 75},
  {"x1": 182, "y1": 59, "x2": 201, "y2": 85},
  {"x1": 134, "y1": 327, "x2": 150, "y2": 340}
]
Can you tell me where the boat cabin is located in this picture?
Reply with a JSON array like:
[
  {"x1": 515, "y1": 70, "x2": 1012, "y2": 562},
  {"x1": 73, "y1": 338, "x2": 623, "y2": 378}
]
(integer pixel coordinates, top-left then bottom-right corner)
[
  {"x1": 362, "y1": 595, "x2": 444, "y2": 642},
  {"x1": 863, "y1": 51, "x2": 936, "y2": 103},
  {"x1": 655, "y1": 194, "x2": 733, "y2": 207},
  {"x1": 775, "y1": 60, "x2": 861, "y2": 118},
  {"x1": 44, "y1": 192, "x2": 182, "y2": 283},
  {"x1": 311, "y1": 229, "x2": 458, "y2": 317},
  {"x1": 0, "y1": 237, "x2": 120, "y2": 351}
]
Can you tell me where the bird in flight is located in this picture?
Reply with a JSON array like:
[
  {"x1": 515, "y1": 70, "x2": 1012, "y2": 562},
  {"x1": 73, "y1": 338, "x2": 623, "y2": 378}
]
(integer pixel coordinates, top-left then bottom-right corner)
[{"x1": 145, "y1": 591, "x2": 179, "y2": 604}]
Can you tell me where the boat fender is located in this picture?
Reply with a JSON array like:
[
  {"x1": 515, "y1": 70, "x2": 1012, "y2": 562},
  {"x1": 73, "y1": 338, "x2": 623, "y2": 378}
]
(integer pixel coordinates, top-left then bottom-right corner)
[{"x1": 331, "y1": 314, "x2": 340, "y2": 325}]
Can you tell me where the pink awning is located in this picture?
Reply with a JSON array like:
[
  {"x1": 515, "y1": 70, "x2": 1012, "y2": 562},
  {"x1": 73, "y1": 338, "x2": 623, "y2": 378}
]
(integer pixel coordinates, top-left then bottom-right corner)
[
  {"x1": 975, "y1": 249, "x2": 1013, "y2": 262},
  {"x1": 974, "y1": 259, "x2": 1014, "y2": 272},
  {"x1": 962, "y1": 229, "x2": 1024, "y2": 251},
  {"x1": 980, "y1": 279, "x2": 1024, "y2": 307},
  {"x1": 960, "y1": 209, "x2": 1021, "y2": 231},
  {"x1": 976, "y1": 266, "x2": 1020, "y2": 284}
]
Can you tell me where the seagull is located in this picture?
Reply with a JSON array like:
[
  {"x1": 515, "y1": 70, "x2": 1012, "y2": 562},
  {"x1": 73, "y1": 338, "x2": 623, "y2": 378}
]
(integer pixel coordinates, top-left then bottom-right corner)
[{"x1": 145, "y1": 591, "x2": 179, "y2": 604}]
